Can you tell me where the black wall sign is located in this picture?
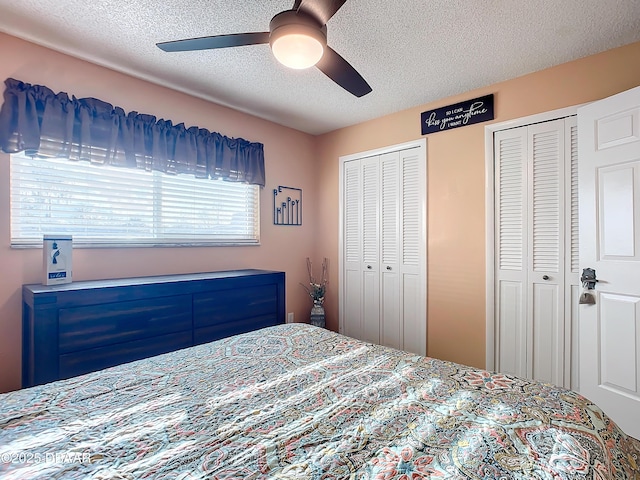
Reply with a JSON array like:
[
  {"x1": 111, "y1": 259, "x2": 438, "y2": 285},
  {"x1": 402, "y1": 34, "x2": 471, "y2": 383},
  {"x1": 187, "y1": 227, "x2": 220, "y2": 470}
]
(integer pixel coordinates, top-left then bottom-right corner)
[{"x1": 421, "y1": 94, "x2": 494, "y2": 135}]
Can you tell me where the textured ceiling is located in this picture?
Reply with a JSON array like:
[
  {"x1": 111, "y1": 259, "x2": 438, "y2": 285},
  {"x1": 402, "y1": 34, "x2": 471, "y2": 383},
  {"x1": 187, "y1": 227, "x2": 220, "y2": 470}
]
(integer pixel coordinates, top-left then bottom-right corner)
[{"x1": 1, "y1": 0, "x2": 639, "y2": 135}]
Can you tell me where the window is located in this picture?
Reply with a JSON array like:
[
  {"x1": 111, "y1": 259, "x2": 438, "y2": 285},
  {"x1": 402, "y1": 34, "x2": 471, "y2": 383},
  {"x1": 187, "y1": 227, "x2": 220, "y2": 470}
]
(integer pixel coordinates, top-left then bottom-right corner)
[{"x1": 10, "y1": 154, "x2": 260, "y2": 247}]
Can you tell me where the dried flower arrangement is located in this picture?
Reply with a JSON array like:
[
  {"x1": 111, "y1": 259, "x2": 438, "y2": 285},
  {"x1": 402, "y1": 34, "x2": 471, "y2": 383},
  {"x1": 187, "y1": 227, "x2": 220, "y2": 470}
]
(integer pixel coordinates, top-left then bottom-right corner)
[{"x1": 300, "y1": 257, "x2": 329, "y2": 304}]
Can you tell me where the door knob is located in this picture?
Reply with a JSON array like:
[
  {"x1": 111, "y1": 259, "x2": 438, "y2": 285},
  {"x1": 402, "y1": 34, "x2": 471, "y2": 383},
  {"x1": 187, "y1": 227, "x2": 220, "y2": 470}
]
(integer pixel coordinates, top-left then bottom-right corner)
[
  {"x1": 367, "y1": 265, "x2": 372, "y2": 269},
  {"x1": 580, "y1": 268, "x2": 598, "y2": 290},
  {"x1": 386, "y1": 266, "x2": 392, "y2": 270},
  {"x1": 542, "y1": 275, "x2": 549, "y2": 280}
]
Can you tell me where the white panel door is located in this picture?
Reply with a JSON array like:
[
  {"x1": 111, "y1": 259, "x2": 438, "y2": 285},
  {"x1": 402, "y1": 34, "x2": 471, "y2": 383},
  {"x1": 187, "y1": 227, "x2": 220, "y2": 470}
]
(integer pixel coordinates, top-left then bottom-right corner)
[{"x1": 578, "y1": 86, "x2": 640, "y2": 438}]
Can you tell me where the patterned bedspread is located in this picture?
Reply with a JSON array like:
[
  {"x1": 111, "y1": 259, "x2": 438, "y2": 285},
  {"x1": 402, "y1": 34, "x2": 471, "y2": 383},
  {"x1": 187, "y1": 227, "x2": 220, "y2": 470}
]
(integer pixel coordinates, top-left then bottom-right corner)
[{"x1": 1, "y1": 323, "x2": 639, "y2": 479}]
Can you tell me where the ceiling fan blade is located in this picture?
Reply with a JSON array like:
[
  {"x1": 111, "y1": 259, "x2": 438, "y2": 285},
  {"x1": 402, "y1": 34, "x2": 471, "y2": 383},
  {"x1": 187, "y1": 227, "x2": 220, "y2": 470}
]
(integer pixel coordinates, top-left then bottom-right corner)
[
  {"x1": 316, "y1": 46, "x2": 372, "y2": 97},
  {"x1": 157, "y1": 32, "x2": 269, "y2": 52},
  {"x1": 296, "y1": 0, "x2": 348, "y2": 25}
]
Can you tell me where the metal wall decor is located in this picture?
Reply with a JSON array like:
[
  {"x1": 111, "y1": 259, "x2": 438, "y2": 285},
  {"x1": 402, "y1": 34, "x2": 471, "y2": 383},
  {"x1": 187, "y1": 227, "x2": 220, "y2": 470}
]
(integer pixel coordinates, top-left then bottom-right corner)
[{"x1": 273, "y1": 186, "x2": 302, "y2": 225}]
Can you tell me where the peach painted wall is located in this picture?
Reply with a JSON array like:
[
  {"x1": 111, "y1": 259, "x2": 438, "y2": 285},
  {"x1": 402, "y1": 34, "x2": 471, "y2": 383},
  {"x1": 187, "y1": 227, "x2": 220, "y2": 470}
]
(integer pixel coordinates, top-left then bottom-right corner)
[
  {"x1": 316, "y1": 41, "x2": 640, "y2": 369},
  {"x1": 2, "y1": 32, "x2": 640, "y2": 394},
  {"x1": 0, "y1": 33, "x2": 321, "y2": 393}
]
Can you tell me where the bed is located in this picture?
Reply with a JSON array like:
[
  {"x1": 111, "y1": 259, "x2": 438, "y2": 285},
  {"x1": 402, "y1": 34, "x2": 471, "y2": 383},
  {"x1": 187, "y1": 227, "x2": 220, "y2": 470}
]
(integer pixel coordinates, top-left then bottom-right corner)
[{"x1": 1, "y1": 323, "x2": 639, "y2": 479}]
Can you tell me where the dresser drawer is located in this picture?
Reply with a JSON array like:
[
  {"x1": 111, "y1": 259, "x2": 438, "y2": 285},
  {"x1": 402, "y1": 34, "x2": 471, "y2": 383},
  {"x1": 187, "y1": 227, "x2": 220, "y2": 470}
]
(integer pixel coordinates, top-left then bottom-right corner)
[
  {"x1": 194, "y1": 284, "x2": 277, "y2": 328},
  {"x1": 59, "y1": 331, "x2": 192, "y2": 379},
  {"x1": 59, "y1": 295, "x2": 192, "y2": 353},
  {"x1": 195, "y1": 314, "x2": 279, "y2": 345}
]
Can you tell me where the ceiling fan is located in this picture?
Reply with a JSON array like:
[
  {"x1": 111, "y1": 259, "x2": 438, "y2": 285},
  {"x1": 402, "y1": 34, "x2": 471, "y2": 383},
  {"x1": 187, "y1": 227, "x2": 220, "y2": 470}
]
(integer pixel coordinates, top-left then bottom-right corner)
[{"x1": 156, "y1": 0, "x2": 372, "y2": 97}]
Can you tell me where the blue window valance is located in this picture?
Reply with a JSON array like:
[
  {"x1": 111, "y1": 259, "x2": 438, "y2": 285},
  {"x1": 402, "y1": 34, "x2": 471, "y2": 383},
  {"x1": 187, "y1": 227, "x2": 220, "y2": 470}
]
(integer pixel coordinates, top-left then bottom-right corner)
[{"x1": 0, "y1": 78, "x2": 265, "y2": 186}]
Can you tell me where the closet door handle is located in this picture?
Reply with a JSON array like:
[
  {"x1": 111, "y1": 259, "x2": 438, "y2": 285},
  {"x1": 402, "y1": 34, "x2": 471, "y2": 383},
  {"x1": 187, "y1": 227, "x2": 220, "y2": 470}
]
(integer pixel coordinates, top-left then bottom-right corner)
[
  {"x1": 542, "y1": 275, "x2": 550, "y2": 280},
  {"x1": 386, "y1": 266, "x2": 392, "y2": 270},
  {"x1": 367, "y1": 265, "x2": 372, "y2": 269}
]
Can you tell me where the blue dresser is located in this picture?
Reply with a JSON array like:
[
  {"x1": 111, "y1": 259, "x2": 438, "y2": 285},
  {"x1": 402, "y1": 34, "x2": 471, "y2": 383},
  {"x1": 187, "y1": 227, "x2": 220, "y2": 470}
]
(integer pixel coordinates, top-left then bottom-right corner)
[{"x1": 22, "y1": 269, "x2": 285, "y2": 387}]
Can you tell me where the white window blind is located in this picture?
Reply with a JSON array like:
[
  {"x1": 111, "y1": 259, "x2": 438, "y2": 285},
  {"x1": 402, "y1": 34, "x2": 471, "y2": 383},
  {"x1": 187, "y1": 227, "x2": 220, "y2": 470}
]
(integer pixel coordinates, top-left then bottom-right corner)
[{"x1": 10, "y1": 154, "x2": 260, "y2": 247}]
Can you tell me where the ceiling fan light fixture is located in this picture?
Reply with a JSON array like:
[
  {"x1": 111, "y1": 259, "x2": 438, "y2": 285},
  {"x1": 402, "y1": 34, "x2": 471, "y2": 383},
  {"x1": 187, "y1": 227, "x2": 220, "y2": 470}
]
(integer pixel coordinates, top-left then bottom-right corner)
[
  {"x1": 269, "y1": 11, "x2": 327, "y2": 70},
  {"x1": 158, "y1": 3, "x2": 371, "y2": 97}
]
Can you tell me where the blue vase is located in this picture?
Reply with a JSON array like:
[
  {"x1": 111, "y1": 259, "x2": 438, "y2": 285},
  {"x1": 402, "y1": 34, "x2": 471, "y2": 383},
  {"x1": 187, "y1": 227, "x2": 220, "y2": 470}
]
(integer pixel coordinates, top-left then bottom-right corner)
[{"x1": 310, "y1": 301, "x2": 325, "y2": 328}]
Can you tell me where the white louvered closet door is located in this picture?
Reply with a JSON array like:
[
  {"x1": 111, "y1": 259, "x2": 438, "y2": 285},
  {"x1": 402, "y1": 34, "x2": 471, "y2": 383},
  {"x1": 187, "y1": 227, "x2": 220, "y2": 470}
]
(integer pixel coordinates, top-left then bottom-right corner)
[
  {"x1": 398, "y1": 149, "x2": 425, "y2": 355},
  {"x1": 494, "y1": 117, "x2": 578, "y2": 389},
  {"x1": 379, "y1": 149, "x2": 426, "y2": 354},
  {"x1": 342, "y1": 156, "x2": 382, "y2": 345},
  {"x1": 341, "y1": 144, "x2": 426, "y2": 356},
  {"x1": 495, "y1": 127, "x2": 528, "y2": 379},
  {"x1": 380, "y1": 152, "x2": 400, "y2": 349},
  {"x1": 527, "y1": 120, "x2": 566, "y2": 386},
  {"x1": 564, "y1": 117, "x2": 580, "y2": 390},
  {"x1": 342, "y1": 159, "x2": 363, "y2": 341},
  {"x1": 361, "y1": 156, "x2": 381, "y2": 344}
]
